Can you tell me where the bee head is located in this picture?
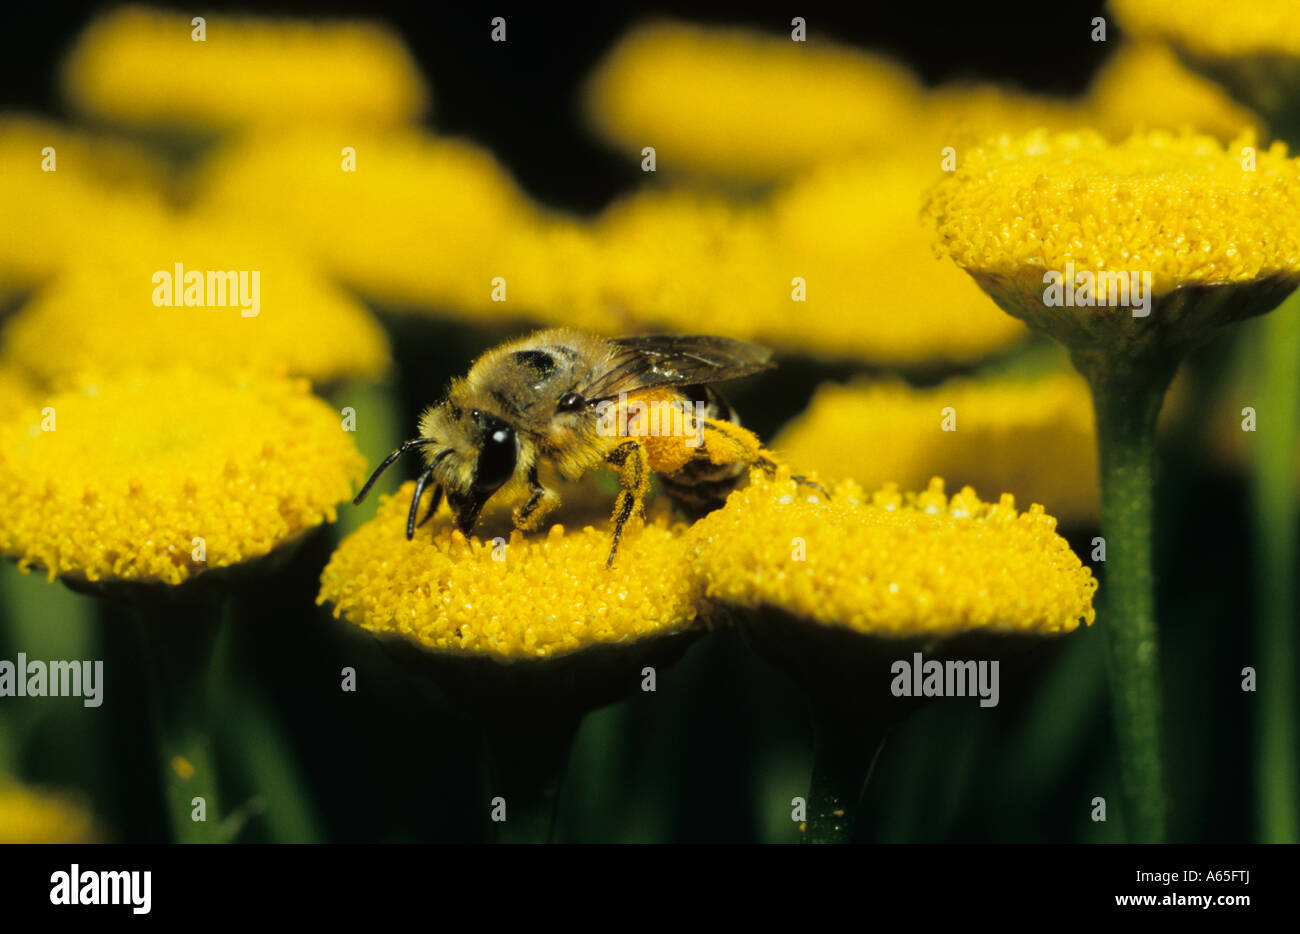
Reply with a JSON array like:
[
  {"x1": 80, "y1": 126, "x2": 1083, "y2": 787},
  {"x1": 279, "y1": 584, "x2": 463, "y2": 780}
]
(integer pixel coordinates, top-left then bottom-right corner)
[{"x1": 419, "y1": 398, "x2": 519, "y2": 535}]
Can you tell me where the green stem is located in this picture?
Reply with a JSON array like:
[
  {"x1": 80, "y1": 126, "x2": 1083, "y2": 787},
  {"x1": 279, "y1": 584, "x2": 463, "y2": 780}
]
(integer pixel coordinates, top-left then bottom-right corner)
[
  {"x1": 1084, "y1": 363, "x2": 1174, "y2": 843},
  {"x1": 802, "y1": 710, "x2": 886, "y2": 844},
  {"x1": 1250, "y1": 298, "x2": 1300, "y2": 843},
  {"x1": 130, "y1": 594, "x2": 224, "y2": 843},
  {"x1": 328, "y1": 380, "x2": 405, "y2": 541},
  {"x1": 483, "y1": 716, "x2": 580, "y2": 844}
]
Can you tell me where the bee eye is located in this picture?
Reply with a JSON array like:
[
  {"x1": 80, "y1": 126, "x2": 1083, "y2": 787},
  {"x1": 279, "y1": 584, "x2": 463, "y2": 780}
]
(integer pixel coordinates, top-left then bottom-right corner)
[
  {"x1": 557, "y1": 392, "x2": 585, "y2": 413},
  {"x1": 474, "y1": 421, "x2": 517, "y2": 490}
]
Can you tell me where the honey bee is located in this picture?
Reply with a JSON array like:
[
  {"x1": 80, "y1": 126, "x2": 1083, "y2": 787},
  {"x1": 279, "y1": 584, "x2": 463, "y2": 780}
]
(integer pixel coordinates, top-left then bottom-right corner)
[{"x1": 353, "y1": 328, "x2": 825, "y2": 566}]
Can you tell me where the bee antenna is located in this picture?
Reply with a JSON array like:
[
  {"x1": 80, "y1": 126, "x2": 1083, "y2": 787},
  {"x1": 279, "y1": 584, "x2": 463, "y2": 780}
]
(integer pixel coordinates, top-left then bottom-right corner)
[{"x1": 353, "y1": 438, "x2": 434, "y2": 506}]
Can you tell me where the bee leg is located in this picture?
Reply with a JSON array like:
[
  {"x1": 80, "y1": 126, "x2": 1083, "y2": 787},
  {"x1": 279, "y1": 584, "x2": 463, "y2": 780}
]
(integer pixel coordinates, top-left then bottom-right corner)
[
  {"x1": 416, "y1": 485, "x2": 444, "y2": 528},
  {"x1": 513, "y1": 464, "x2": 555, "y2": 531},
  {"x1": 605, "y1": 439, "x2": 648, "y2": 568},
  {"x1": 700, "y1": 419, "x2": 829, "y2": 501},
  {"x1": 406, "y1": 469, "x2": 434, "y2": 540},
  {"x1": 753, "y1": 453, "x2": 831, "y2": 500}
]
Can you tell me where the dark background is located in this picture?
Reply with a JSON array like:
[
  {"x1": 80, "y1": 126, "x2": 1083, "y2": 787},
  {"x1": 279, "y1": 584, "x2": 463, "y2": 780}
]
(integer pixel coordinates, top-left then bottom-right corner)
[{"x1": 0, "y1": 1, "x2": 1110, "y2": 212}]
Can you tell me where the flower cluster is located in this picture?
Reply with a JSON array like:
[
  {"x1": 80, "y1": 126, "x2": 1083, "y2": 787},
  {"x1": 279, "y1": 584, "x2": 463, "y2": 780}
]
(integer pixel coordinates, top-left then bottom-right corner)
[{"x1": 321, "y1": 472, "x2": 1095, "y2": 659}]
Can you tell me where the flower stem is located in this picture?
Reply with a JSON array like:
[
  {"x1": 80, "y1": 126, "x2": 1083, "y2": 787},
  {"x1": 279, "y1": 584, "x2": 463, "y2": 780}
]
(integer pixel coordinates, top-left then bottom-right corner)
[
  {"x1": 802, "y1": 709, "x2": 886, "y2": 844},
  {"x1": 483, "y1": 716, "x2": 580, "y2": 844},
  {"x1": 1250, "y1": 296, "x2": 1300, "y2": 843},
  {"x1": 1082, "y1": 360, "x2": 1174, "y2": 843},
  {"x1": 131, "y1": 594, "x2": 224, "y2": 843}
]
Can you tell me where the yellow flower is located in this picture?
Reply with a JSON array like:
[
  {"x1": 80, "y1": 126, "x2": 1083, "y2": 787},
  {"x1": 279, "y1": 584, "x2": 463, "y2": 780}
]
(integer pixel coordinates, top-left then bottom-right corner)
[
  {"x1": 583, "y1": 157, "x2": 1026, "y2": 364},
  {"x1": 0, "y1": 369, "x2": 364, "y2": 584},
  {"x1": 0, "y1": 212, "x2": 390, "y2": 388},
  {"x1": 62, "y1": 5, "x2": 427, "y2": 131},
  {"x1": 193, "y1": 129, "x2": 539, "y2": 313},
  {"x1": 1086, "y1": 41, "x2": 1263, "y2": 141},
  {"x1": 0, "y1": 784, "x2": 99, "y2": 843},
  {"x1": 690, "y1": 474, "x2": 1096, "y2": 638},
  {"x1": 0, "y1": 115, "x2": 168, "y2": 290},
  {"x1": 773, "y1": 372, "x2": 1100, "y2": 527},
  {"x1": 922, "y1": 83, "x2": 1088, "y2": 152},
  {"x1": 1110, "y1": 0, "x2": 1300, "y2": 61},
  {"x1": 319, "y1": 481, "x2": 704, "y2": 661},
  {"x1": 925, "y1": 129, "x2": 1300, "y2": 350},
  {"x1": 765, "y1": 155, "x2": 1026, "y2": 363},
  {"x1": 1111, "y1": 0, "x2": 1300, "y2": 145},
  {"x1": 494, "y1": 219, "x2": 611, "y2": 332},
  {"x1": 583, "y1": 20, "x2": 923, "y2": 180},
  {"x1": 0, "y1": 366, "x2": 37, "y2": 421}
]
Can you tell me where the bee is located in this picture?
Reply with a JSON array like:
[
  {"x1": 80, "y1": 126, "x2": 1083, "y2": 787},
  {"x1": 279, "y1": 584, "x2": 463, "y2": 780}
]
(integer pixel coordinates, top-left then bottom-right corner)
[{"x1": 353, "y1": 328, "x2": 825, "y2": 566}]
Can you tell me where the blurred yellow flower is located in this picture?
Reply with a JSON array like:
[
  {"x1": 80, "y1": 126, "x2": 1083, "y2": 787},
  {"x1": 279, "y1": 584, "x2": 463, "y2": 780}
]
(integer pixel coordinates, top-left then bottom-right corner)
[
  {"x1": 774, "y1": 372, "x2": 1100, "y2": 527},
  {"x1": 0, "y1": 366, "x2": 37, "y2": 420},
  {"x1": 319, "y1": 481, "x2": 704, "y2": 660},
  {"x1": 0, "y1": 784, "x2": 98, "y2": 843},
  {"x1": 691, "y1": 474, "x2": 1096, "y2": 638},
  {"x1": 584, "y1": 156, "x2": 1026, "y2": 364},
  {"x1": 493, "y1": 219, "x2": 612, "y2": 331},
  {"x1": 1086, "y1": 41, "x2": 1263, "y2": 141},
  {"x1": 1111, "y1": 0, "x2": 1300, "y2": 145},
  {"x1": 1111, "y1": 0, "x2": 1300, "y2": 61},
  {"x1": 0, "y1": 213, "x2": 390, "y2": 388},
  {"x1": 925, "y1": 129, "x2": 1300, "y2": 345},
  {"x1": 921, "y1": 83, "x2": 1087, "y2": 153},
  {"x1": 0, "y1": 115, "x2": 168, "y2": 290},
  {"x1": 193, "y1": 129, "x2": 539, "y2": 314},
  {"x1": 0, "y1": 369, "x2": 364, "y2": 584},
  {"x1": 766, "y1": 156, "x2": 1026, "y2": 362},
  {"x1": 62, "y1": 5, "x2": 427, "y2": 131},
  {"x1": 583, "y1": 20, "x2": 922, "y2": 180}
]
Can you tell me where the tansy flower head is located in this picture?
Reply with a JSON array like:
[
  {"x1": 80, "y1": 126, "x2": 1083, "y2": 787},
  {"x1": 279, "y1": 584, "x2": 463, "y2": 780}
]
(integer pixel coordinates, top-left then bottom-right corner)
[
  {"x1": 194, "y1": 129, "x2": 539, "y2": 315},
  {"x1": 1111, "y1": 0, "x2": 1300, "y2": 143},
  {"x1": 1111, "y1": 0, "x2": 1300, "y2": 63},
  {"x1": 585, "y1": 158, "x2": 1026, "y2": 365},
  {"x1": 921, "y1": 83, "x2": 1089, "y2": 153},
  {"x1": 1086, "y1": 41, "x2": 1263, "y2": 141},
  {"x1": 0, "y1": 116, "x2": 168, "y2": 291},
  {"x1": 0, "y1": 369, "x2": 365, "y2": 585},
  {"x1": 319, "y1": 481, "x2": 704, "y2": 662},
  {"x1": 691, "y1": 474, "x2": 1096, "y2": 639},
  {"x1": 583, "y1": 20, "x2": 922, "y2": 181},
  {"x1": 0, "y1": 784, "x2": 99, "y2": 843},
  {"x1": 766, "y1": 155, "x2": 1027, "y2": 363},
  {"x1": 773, "y1": 372, "x2": 1100, "y2": 527},
  {"x1": 62, "y1": 5, "x2": 427, "y2": 132},
  {"x1": 0, "y1": 213, "x2": 390, "y2": 388},
  {"x1": 925, "y1": 129, "x2": 1300, "y2": 361}
]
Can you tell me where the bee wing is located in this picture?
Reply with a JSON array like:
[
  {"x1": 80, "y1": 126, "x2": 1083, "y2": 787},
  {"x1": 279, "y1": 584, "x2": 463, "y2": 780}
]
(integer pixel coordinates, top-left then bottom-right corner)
[{"x1": 583, "y1": 335, "x2": 774, "y2": 402}]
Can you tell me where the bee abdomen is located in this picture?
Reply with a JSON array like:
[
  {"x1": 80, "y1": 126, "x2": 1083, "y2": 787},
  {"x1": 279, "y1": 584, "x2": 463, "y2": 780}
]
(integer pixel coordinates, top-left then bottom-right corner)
[{"x1": 658, "y1": 461, "x2": 745, "y2": 518}]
